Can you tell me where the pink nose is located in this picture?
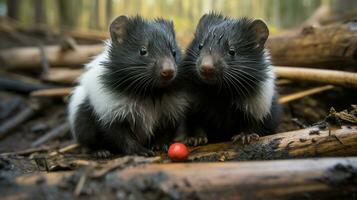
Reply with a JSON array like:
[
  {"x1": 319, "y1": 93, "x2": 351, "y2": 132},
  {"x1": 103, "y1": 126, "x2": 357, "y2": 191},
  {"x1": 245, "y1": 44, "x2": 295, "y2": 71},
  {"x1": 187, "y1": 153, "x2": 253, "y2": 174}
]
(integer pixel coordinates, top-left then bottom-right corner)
[
  {"x1": 200, "y1": 56, "x2": 215, "y2": 76},
  {"x1": 160, "y1": 58, "x2": 176, "y2": 79},
  {"x1": 161, "y1": 68, "x2": 175, "y2": 79}
]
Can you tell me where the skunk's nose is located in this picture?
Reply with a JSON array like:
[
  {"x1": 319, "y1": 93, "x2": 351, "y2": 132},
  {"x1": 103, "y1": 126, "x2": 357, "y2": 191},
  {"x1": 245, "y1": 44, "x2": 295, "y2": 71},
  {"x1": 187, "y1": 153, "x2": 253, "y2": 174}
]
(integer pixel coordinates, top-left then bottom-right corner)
[
  {"x1": 199, "y1": 56, "x2": 215, "y2": 76},
  {"x1": 161, "y1": 68, "x2": 174, "y2": 79},
  {"x1": 160, "y1": 58, "x2": 176, "y2": 79}
]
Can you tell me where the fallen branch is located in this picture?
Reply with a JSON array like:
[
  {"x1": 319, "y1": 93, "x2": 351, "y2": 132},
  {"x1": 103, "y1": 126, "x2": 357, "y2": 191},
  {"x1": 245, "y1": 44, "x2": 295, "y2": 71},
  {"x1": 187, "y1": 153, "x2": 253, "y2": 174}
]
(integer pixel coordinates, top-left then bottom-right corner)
[
  {"x1": 41, "y1": 68, "x2": 83, "y2": 84},
  {"x1": 276, "y1": 79, "x2": 292, "y2": 85},
  {"x1": 30, "y1": 87, "x2": 73, "y2": 97},
  {"x1": 73, "y1": 171, "x2": 88, "y2": 197},
  {"x1": 184, "y1": 125, "x2": 357, "y2": 161},
  {"x1": 61, "y1": 29, "x2": 109, "y2": 41},
  {"x1": 0, "y1": 107, "x2": 36, "y2": 140},
  {"x1": 0, "y1": 71, "x2": 55, "y2": 93},
  {"x1": 0, "y1": 100, "x2": 46, "y2": 140},
  {"x1": 279, "y1": 85, "x2": 335, "y2": 104},
  {"x1": 31, "y1": 122, "x2": 70, "y2": 147},
  {"x1": 49, "y1": 143, "x2": 80, "y2": 157},
  {"x1": 0, "y1": 146, "x2": 50, "y2": 156},
  {"x1": 0, "y1": 97, "x2": 23, "y2": 120},
  {"x1": 90, "y1": 156, "x2": 161, "y2": 179},
  {"x1": 275, "y1": 67, "x2": 357, "y2": 88},
  {"x1": 0, "y1": 44, "x2": 103, "y2": 70}
]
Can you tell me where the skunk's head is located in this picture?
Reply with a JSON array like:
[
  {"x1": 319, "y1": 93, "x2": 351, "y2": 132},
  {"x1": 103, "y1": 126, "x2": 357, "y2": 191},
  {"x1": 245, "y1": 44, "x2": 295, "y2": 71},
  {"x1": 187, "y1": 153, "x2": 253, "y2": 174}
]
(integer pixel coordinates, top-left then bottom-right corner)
[
  {"x1": 183, "y1": 13, "x2": 271, "y2": 99},
  {"x1": 102, "y1": 15, "x2": 181, "y2": 97}
]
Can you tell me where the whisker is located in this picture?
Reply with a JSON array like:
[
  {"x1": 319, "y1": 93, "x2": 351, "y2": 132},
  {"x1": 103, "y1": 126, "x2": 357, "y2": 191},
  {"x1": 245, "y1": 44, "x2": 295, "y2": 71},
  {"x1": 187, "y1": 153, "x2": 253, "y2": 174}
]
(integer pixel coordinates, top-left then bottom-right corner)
[
  {"x1": 125, "y1": 74, "x2": 150, "y2": 94},
  {"x1": 228, "y1": 68, "x2": 258, "y2": 93},
  {"x1": 229, "y1": 68, "x2": 262, "y2": 83},
  {"x1": 107, "y1": 70, "x2": 145, "y2": 89},
  {"x1": 224, "y1": 71, "x2": 247, "y2": 99},
  {"x1": 112, "y1": 73, "x2": 145, "y2": 91}
]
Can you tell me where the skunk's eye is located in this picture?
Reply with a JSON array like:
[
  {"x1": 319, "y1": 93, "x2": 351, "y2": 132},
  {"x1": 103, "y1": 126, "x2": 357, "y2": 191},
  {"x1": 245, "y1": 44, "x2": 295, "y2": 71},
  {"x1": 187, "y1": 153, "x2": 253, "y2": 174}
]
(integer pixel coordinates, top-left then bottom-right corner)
[
  {"x1": 228, "y1": 47, "x2": 235, "y2": 56},
  {"x1": 198, "y1": 43, "x2": 203, "y2": 50},
  {"x1": 172, "y1": 50, "x2": 176, "y2": 58},
  {"x1": 140, "y1": 46, "x2": 148, "y2": 56}
]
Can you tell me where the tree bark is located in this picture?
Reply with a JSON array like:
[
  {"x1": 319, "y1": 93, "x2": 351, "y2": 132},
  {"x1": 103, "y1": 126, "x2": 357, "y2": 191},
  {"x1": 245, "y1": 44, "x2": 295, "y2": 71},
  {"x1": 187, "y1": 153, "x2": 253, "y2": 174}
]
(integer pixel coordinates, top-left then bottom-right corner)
[
  {"x1": 0, "y1": 45, "x2": 103, "y2": 69},
  {"x1": 34, "y1": 0, "x2": 46, "y2": 24},
  {"x1": 6, "y1": 0, "x2": 20, "y2": 20},
  {"x1": 106, "y1": 0, "x2": 113, "y2": 25},
  {"x1": 184, "y1": 125, "x2": 357, "y2": 162},
  {"x1": 267, "y1": 22, "x2": 357, "y2": 69},
  {"x1": 274, "y1": 67, "x2": 357, "y2": 88},
  {"x1": 41, "y1": 68, "x2": 83, "y2": 84},
  {"x1": 6, "y1": 157, "x2": 357, "y2": 200},
  {"x1": 30, "y1": 87, "x2": 73, "y2": 97},
  {"x1": 114, "y1": 158, "x2": 357, "y2": 200}
]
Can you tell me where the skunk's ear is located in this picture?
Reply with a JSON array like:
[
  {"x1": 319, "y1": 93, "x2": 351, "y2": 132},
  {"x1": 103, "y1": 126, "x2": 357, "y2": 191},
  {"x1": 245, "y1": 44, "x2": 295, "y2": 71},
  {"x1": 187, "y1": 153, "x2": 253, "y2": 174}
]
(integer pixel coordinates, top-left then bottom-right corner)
[
  {"x1": 156, "y1": 18, "x2": 175, "y2": 36},
  {"x1": 251, "y1": 19, "x2": 269, "y2": 49},
  {"x1": 195, "y1": 13, "x2": 224, "y2": 37},
  {"x1": 109, "y1": 15, "x2": 130, "y2": 44},
  {"x1": 195, "y1": 14, "x2": 210, "y2": 36}
]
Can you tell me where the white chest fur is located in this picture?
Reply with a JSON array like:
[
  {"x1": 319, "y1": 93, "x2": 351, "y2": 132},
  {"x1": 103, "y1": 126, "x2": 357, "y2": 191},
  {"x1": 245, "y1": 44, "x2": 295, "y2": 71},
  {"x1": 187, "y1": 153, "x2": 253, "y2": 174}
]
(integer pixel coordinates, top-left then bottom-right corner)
[
  {"x1": 68, "y1": 50, "x2": 188, "y2": 136},
  {"x1": 232, "y1": 51, "x2": 276, "y2": 121}
]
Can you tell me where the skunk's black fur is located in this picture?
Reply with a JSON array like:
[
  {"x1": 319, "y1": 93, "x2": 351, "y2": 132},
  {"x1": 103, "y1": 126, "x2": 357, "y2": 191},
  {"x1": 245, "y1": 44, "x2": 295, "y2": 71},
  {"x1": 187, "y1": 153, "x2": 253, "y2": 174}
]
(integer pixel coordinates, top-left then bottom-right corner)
[
  {"x1": 69, "y1": 16, "x2": 186, "y2": 157},
  {"x1": 181, "y1": 13, "x2": 282, "y2": 144}
]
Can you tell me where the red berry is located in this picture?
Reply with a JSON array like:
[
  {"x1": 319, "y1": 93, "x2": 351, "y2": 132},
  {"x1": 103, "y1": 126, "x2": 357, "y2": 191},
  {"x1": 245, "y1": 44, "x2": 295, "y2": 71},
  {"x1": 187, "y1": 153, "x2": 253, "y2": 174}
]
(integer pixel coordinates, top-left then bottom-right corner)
[{"x1": 168, "y1": 143, "x2": 189, "y2": 161}]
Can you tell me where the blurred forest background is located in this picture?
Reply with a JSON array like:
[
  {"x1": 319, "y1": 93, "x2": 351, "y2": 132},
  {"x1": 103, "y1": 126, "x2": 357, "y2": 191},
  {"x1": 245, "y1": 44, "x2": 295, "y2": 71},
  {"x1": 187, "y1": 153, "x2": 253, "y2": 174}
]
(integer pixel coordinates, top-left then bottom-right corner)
[{"x1": 1, "y1": 0, "x2": 356, "y2": 46}]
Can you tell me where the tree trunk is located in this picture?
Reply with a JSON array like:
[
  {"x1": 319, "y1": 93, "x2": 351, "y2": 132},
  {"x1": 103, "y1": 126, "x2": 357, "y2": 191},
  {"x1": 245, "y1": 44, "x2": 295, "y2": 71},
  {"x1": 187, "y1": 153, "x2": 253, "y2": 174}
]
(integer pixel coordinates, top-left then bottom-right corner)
[
  {"x1": 57, "y1": 0, "x2": 78, "y2": 28},
  {"x1": 34, "y1": 0, "x2": 46, "y2": 24},
  {"x1": 106, "y1": 0, "x2": 113, "y2": 25},
  {"x1": 90, "y1": 0, "x2": 100, "y2": 29},
  {"x1": 7, "y1": 0, "x2": 20, "y2": 20}
]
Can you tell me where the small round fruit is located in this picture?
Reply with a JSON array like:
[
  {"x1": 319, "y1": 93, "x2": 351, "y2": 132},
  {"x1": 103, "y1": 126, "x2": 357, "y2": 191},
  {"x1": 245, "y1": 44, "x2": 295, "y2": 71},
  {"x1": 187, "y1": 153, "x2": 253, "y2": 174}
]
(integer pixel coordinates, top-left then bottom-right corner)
[{"x1": 168, "y1": 143, "x2": 189, "y2": 161}]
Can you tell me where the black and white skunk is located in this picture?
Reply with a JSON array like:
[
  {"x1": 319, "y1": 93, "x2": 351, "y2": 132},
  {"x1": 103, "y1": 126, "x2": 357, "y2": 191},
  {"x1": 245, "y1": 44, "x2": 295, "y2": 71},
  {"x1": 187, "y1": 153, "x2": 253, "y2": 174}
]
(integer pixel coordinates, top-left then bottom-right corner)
[
  {"x1": 181, "y1": 13, "x2": 281, "y2": 145},
  {"x1": 68, "y1": 16, "x2": 188, "y2": 156}
]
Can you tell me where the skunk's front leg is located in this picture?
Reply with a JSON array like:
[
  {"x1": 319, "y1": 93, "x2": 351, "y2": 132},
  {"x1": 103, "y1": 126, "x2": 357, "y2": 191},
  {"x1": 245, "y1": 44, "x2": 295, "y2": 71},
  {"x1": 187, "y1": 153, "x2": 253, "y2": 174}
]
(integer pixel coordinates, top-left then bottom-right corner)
[{"x1": 104, "y1": 122, "x2": 154, "y2": 157}]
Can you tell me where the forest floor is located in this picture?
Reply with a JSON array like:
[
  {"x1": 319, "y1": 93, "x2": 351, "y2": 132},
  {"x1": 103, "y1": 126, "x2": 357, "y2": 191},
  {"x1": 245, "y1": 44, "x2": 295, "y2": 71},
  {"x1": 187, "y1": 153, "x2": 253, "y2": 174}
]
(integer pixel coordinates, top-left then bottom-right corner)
[{"x1": 0, "y1": 19, "x2": 357, "y2": 199}]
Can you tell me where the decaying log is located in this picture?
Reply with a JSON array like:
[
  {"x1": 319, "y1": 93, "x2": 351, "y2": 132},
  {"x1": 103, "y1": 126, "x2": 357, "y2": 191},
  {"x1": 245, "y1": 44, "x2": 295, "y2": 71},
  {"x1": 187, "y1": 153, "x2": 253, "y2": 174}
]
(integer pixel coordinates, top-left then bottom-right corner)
[
  {"x1": 275, "y1": 67, "x2": 357, "y2": 88},
  {"x1": 0, "y1": 44, "x2": 103, "y2": 70},
  {"x1": 41, "y1": 68, "x2": 83, "y2": 84},
  {"x1": 279, "y1": 85, "x2": 335, "y2": 104},
  {"x1": 185, "y1": 125, "x2": 357, "y2": 161},
  {"x1": 113, "y1": 157, "x2": 357, "y2": 200},
  {"x1": 267, "y1": 21, "x2": 357, "y2": 68},
  {"x1": 5, "y1": 157, "x2": 357, "y2": 200}
]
